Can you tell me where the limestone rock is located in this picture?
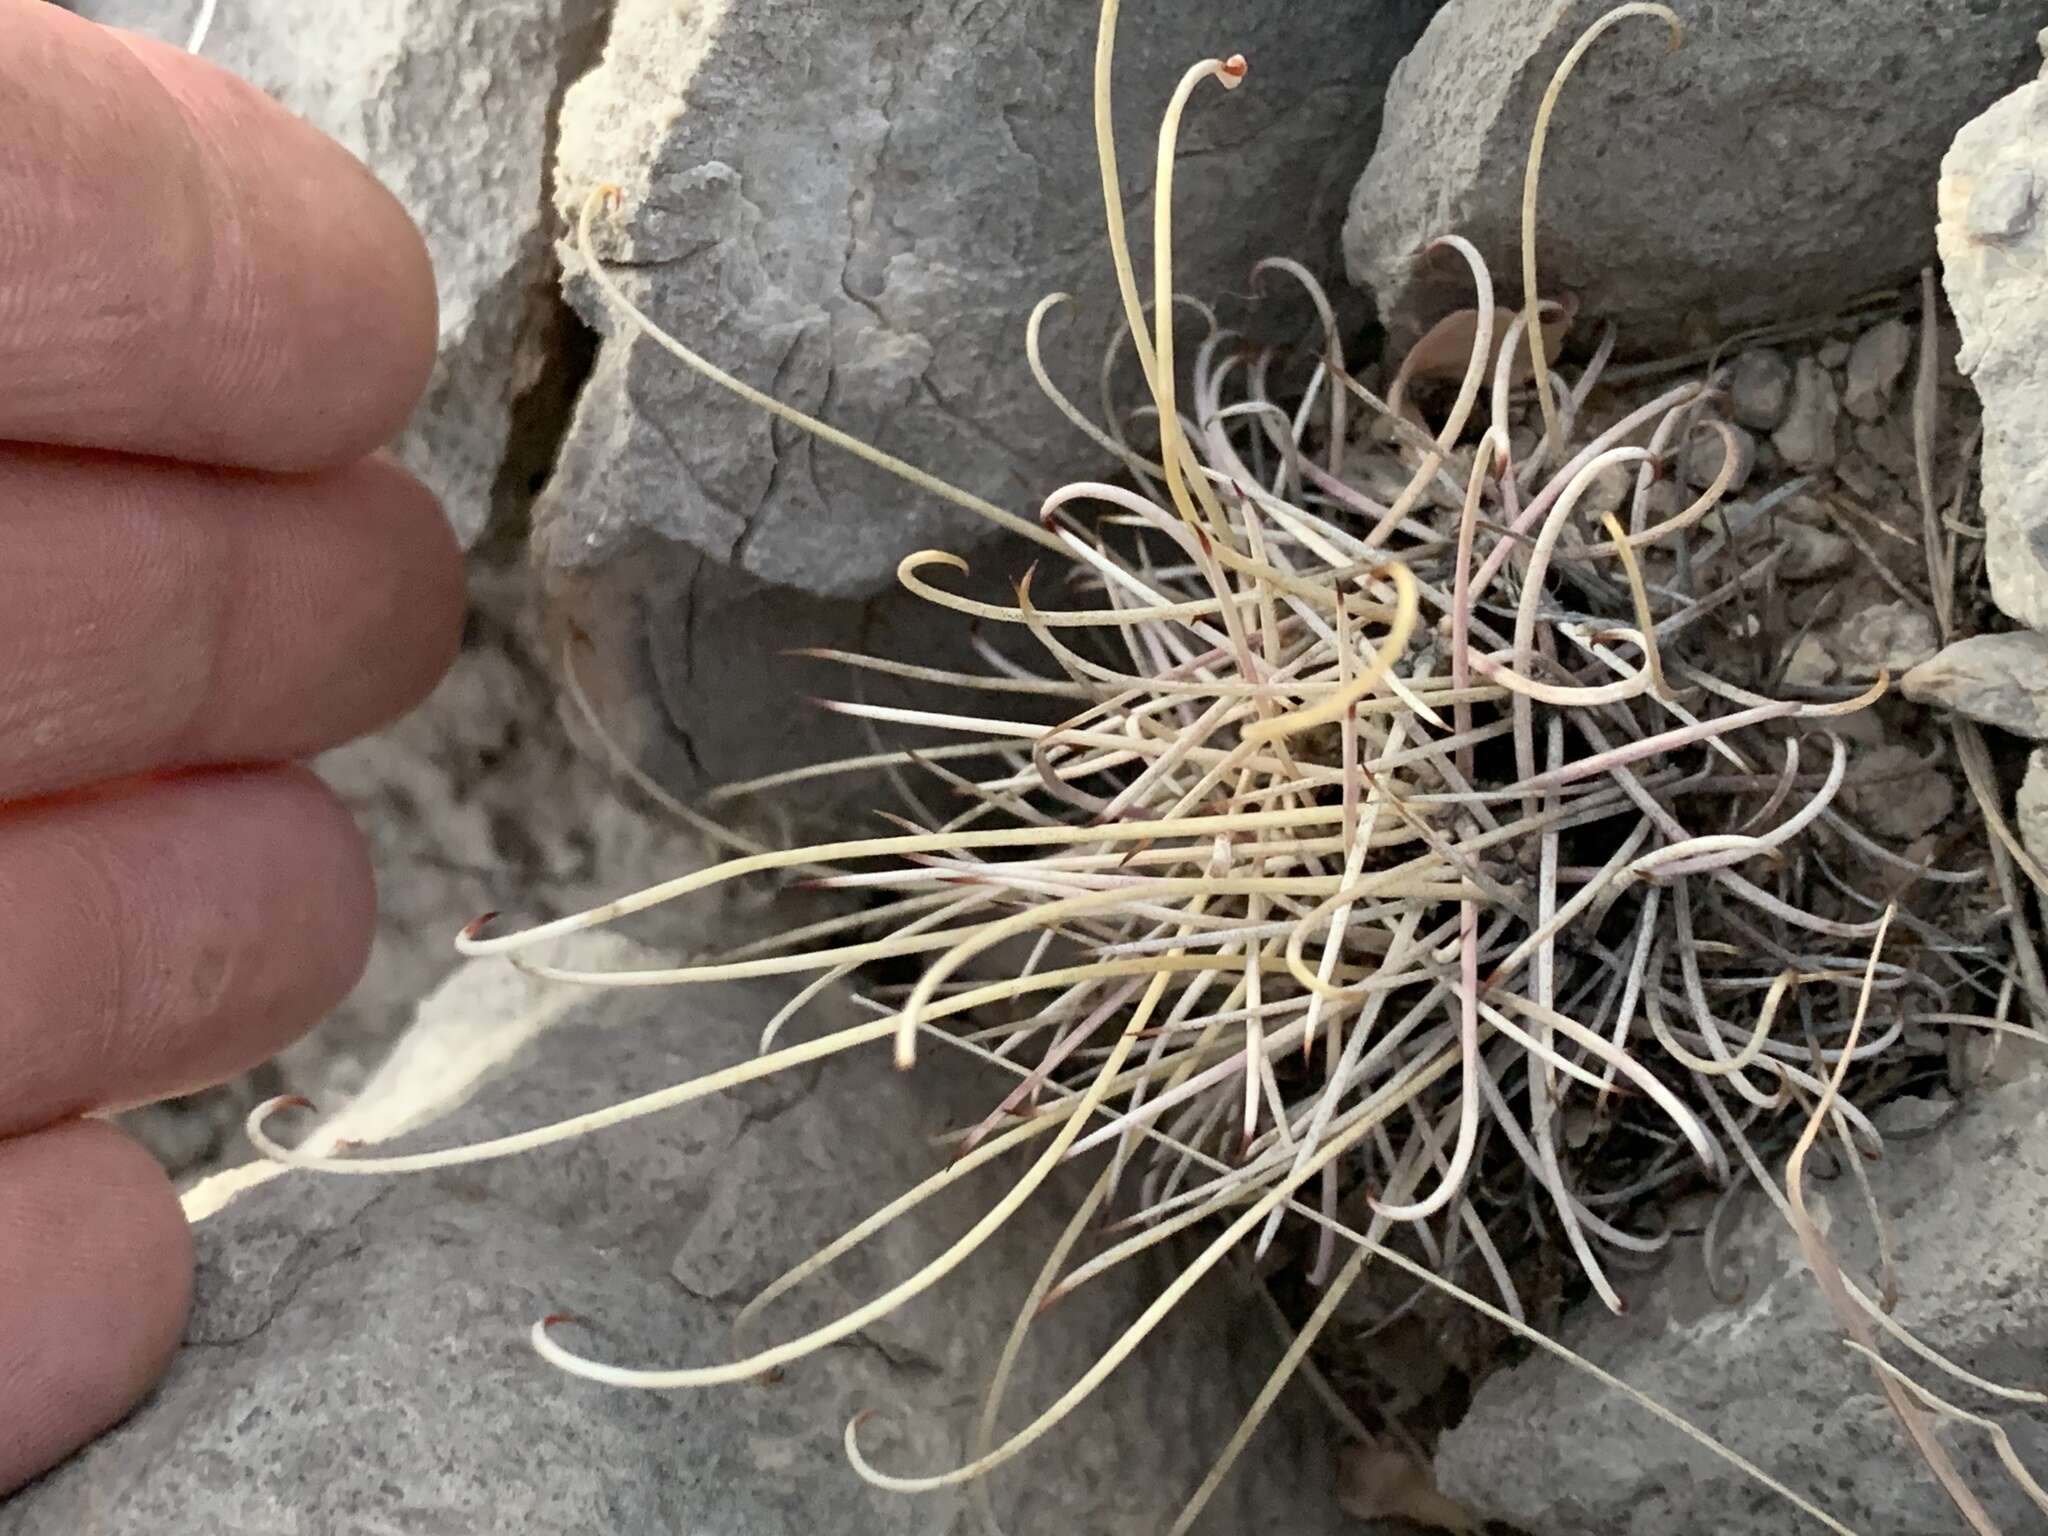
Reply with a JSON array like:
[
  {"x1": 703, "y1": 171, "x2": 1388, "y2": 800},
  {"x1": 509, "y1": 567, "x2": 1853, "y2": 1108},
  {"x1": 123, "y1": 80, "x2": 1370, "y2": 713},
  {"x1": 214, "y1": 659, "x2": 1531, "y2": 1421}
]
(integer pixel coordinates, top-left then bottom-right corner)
[
  {"x1": 1841, "y1": 318, "x2": 1914, "y2": 422},
  {"x1": 537, "y1": 530, "x2": 1065, "y2": 801},
  {"x1": 10, "y1": 950, "x2": 1353, "y2": 1534},
  {"x1": 1770, "y1": 356, "x2": 1840, "y2": 473},
  {"x1": 1902, "y1": 629, "x2": 2048, "y2": 739},
  {"x1": 1831, "y1": 598, "x2": 1938, "y2": 679},
  {"x1": 1781, "y1": 631, "x2": 1835, "y2": 688},
  {"x1": 1680, "y1": 420, "x2": 1753, "y2": 493},
  {"x1": 2018, "y1": 747, "x2": 2048, "y2": 871},
  {"x1": 1433, "y1": 1076, "x2": 2048, "y2": 1534},
  {"x1": 1725, "y1": 347, "x2": 1792, "y2": 432},
  {"x1": 1345, "y1": 0, "x2": 2045, "y2": 355},
  {"x1": 1939, "y1": 33, "x2": 2048, "y2": 634},
  {"x1": 1842, "y1": 741, "x2": 1955, "y2": 843},
  {"x1": 1774, "y1": 521, "x2": 1850, "y2": 582},
  {"x1": 78, "y1": 0, "x2": 607, "y2": 546},
  {"x1": 541, "y1": 0, "x2": 1440, "y2": 599}
]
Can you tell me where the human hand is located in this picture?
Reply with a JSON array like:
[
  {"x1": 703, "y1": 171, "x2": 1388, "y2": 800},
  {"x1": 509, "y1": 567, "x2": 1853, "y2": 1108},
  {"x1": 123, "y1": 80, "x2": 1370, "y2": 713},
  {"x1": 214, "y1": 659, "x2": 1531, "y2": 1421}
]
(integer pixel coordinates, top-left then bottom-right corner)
[{"x1": 0, "y1": 1, "x2": 462, "y2": 1491}]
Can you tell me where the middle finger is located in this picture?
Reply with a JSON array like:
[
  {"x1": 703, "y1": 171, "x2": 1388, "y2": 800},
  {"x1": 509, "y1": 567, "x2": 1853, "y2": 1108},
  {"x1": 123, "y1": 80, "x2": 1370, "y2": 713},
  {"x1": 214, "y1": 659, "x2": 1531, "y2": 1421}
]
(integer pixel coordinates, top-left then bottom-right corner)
[{"x1": 0, "y1": 445, "x2": 463, "y2": 803}]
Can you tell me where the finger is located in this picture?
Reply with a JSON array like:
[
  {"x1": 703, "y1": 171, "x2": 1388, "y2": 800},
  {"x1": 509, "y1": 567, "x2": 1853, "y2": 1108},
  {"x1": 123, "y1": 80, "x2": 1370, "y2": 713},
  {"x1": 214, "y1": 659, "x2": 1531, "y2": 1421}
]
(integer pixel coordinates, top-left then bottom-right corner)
[
  {"x1": 0, "y1": 447, "x2": 464, "y2": 803},
  {"x1": 0, "y1": 767, "x2": 375, "y2": 1139},
  {"x1": 0, "y1": 1119, "x2": 192, "y2": 1495},
  {"x1": 0, "y1": 2, "x2": 436, "y2": 469}
]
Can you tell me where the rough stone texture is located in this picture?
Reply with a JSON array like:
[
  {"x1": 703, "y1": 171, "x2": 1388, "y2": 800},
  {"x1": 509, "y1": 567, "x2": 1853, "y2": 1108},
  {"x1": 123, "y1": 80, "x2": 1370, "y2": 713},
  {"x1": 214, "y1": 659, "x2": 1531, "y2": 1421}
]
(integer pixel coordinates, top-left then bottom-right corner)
[
  {"x1": 1842, "y1": 742, "x2": 1956, "y2": 843},
  {"x1": 1780, "y1": 631, "x2": 1834, "y2": 688},
  {"x1": 1831, "y1": 598, "x2": 1938, "y2": 680},
  {"x1": 1939, "y1": 35, "x2": 2048, "y2": 635},
  {"x1": 1726, "y1": 347, "x2": 1792, "y2": 432},
  {"x1": 1775, "y1": 521, "x2": 1850, "y2": 582},
  {"x1": 1434, "y1": 1077, "x2": 2048, "y2": 1535},
  {"x1": 1770, "y1": 356, "x2": 1840, "y2": 473},
  {"x1": 9, "y1": 951, "x2": 1352, "y2": 1535},
  {"x1": 1345, "y1": 0, "x2": 2048, "y2": 356},
  {"x1": 538, "y1": 527, "x2": 1086, "y2": 799},
  {"x1": 1680, "y1": 421, "x2": 1753, "y2": 493},
  {"x1": 2019, "y1": 747, "x2": 2048, "y2": 871},
  {"x1": 1902, "y1": 629, "x2": 2048, "y2": 740},
  {"x1": 1841, "y1": 317, "x2": 1913, "y2": 422},
  {"x1": 78, "y1": 0, "x2": 608, "y2": 546},
  {"x1": 541, "y1": 0, "x2": 1440, "y2": 599}
]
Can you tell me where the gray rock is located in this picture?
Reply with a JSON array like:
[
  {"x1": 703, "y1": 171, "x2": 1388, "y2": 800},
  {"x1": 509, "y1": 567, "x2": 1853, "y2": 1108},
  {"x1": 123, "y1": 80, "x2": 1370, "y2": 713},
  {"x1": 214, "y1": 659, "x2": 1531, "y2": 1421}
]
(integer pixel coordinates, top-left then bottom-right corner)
[
  {"x1": 2018, "y1": 747, "x2": 2048, "y2": 871},
  {"x1": 542, "y1": 0, "x2": 1440, "y2": 599},
  {"x1": 9, "y1": 953, "x2": 1353, "y2": 1534},
  {"x1": 1726, "y1": 347, "x2": 1793, "y2": 431},
  {"x1": 1770, "y1": 357, "x2": 1840, "y2": 472},
  {"x1": 1841, "y1": 318, "x2": 1914, "y2": 422},
  {"x1": 1902, "y1": 629, "x2": 2048, "y2": 739},
  {"x1": 1842, "y1": 741, "x2": 1955, "y2": 843},
  {"x1": 1434, "y1": 1075, "x2": 2048, "y2": 1535},
  {"x1": 1774, "y1": 521, "x2": 1851, "y2": 582},
  {"x1": 79, "y1": 0, "x2": 607, "y2": 546},
  {"x1": 536, "y1": 528, "x2": 1065, "y2": 801},
  {"x1": 1831, "y1": 599, "x2": 1939, "y2": 679},
  {"x1": 1781, "y1": 631, "x2": 1836, "y2": 688},
  {"x1": 1344, "y1": 0, "x2": 2046, "y2": 355},
  {"x1": 1681, "y1": 420, "x2": 1753, "y2": 493},
  {"x1": 1939, "y1": 36, "x2": 2048, "y2": 634}
]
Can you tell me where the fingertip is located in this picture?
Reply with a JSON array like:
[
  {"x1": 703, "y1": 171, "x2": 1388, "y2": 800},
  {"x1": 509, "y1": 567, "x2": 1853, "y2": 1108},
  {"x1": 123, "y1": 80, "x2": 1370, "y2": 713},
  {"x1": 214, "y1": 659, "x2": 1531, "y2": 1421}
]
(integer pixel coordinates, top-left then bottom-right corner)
[
  {"x1": 275, "y1": 764, "x2": 380, "y2": 1015},
  {"x1": 120, "y1": 32, "x2": 443, "y2": 467},
  {"x1": 0, "y1": 5, "x2": 444, "y2": 470},
  {"x1": 341, "y1": 454, "x2": 470, "y2": 729},
  {"x1": 0, "y1": 1119, "x2": 193, "y2": 1494}
]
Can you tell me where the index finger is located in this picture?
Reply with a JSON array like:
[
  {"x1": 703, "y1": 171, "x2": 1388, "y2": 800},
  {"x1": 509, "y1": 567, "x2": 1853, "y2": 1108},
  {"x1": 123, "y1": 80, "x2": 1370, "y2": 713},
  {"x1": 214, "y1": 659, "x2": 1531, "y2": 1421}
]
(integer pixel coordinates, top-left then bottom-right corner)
[{"x1": 0, "y1": 3, "x2": 437, "y2": 470}]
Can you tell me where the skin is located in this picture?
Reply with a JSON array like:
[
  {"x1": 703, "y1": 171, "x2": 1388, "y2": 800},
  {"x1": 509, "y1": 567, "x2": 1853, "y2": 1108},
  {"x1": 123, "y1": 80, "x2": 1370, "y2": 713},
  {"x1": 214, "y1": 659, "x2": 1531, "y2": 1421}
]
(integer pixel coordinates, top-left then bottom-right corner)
[{"x1": 0, "y1": 1, "x2": 462, "y2": 1492}]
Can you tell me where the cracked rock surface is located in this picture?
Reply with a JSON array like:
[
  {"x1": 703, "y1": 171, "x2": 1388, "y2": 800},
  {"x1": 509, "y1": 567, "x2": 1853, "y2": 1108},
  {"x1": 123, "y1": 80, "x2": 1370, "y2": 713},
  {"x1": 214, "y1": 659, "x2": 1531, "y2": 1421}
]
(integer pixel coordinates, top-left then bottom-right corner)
[
  {"x1": 541, "y1": 0, "x2": 1441, "y2": 598},
  {"x1": 5, "y1": 947, "x2": 1351, "y2": 1534}
]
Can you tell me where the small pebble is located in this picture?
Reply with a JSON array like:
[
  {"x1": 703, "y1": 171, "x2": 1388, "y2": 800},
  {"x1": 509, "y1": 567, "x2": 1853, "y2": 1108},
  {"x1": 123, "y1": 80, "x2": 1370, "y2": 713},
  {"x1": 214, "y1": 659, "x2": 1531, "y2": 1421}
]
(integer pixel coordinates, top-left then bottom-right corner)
[
  {"x1": 1683, "y1": 421, "x2": 1755, "y2": 492},
  {"x1": 1831, "y1": 449, "x2": 1889, "y2": 503},
  {"x1": 1725, "y1": 347, "x2": 1792, "y2": 430},
  {"x1": 1902, "y1": 630, "x2": 2048, "y2": 738},
  {"x1": 1782, "y1": 632, "x2": 1837, "y2": 687},
  {"x1": 1833, "y1": 599, "x2": 1938, "y2": 677},
  {"x1": 1778, "y1": 491, "x2": 1831, "y2": 526},
  {"x1": 1575, "y1": 457, "x2": 1630, "y2": 519},
  {"x1": 1841, "y1": 319, "x2": 1913, "y2": 422},
  {"x1": 1637, "y1": 478, "x2": 1681, "y2": 520},
  {"x1": 1771, "y1": 357, "x2": 1840, "y2": 471},
  {"x1": 1853, "y1": 415, "x2": 1916, "y2": 481},
  {"x1": 1844, "y1": 742, "x2": 1954, "y2": 841},
  {"x1": 1776, "y1": 521, "x2": 1852, "y2": 580},
  {"x1": 1871, "y1": 1094, "x2": 1954, "y2": 1138}
]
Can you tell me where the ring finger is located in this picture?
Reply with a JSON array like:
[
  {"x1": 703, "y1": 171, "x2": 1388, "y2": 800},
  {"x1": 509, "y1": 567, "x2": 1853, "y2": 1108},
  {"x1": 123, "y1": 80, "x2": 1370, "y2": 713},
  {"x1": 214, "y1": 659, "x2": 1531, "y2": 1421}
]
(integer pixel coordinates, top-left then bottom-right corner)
[{"x1": 0, "y1": 764, "x2": 375, "y2": 1140}]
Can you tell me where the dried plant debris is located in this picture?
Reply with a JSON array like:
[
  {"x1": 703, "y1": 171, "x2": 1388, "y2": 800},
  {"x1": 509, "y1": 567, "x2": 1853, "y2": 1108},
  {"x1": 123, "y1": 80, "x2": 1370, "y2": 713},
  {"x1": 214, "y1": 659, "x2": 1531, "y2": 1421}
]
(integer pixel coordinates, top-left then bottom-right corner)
[{"x1": 253, "y1": 3, "x2": 2040, "y2": 1531}]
